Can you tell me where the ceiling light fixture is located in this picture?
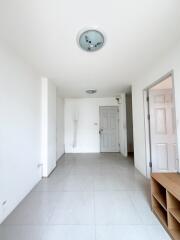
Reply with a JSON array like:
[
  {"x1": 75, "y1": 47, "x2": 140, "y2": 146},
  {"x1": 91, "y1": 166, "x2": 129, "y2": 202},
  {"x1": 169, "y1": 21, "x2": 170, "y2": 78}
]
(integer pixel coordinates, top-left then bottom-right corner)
[
  {"x1": 78, "y1": 29, "x2": 105, "y2": 52},
  {"x1": 86, "y1": 89, "x2": 97, "y2": 94}
]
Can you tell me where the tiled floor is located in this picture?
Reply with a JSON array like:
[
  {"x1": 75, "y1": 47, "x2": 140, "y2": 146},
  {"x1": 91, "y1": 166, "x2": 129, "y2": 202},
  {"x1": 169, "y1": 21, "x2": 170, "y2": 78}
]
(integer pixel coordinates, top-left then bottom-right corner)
[{"x1": 0, "y1": 153, "x2": 170, "y2": 240}]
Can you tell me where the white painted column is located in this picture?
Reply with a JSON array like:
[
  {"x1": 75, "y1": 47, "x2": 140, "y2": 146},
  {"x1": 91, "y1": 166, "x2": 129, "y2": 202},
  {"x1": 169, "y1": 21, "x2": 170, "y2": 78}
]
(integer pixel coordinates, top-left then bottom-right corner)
[
  {"x1": 119, "y1": 93, "x2": 128, "y2": 157},
  {"x1": 41, "y1": 77, "x2": 57, "y2": 177}
]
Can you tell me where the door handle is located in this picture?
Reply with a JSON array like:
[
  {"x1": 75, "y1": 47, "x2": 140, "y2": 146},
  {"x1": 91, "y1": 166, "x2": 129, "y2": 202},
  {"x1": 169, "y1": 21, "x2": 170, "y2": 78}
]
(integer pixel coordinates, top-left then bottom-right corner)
[{"x1": 99, "y1": 129, "x2": 103, "y2": 134}]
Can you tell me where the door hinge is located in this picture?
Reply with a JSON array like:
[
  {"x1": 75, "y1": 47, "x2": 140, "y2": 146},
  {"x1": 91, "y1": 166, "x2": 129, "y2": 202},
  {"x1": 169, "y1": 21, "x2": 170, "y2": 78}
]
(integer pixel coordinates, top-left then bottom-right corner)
[
  {"x1": 146, "y1": 96, "x2": 149, "y2": 102},
  {"x1": 149, "y1": 162, "x2": 152, "y2": 168},
  {"x1": 147, "y1": 114, "x2": 150, "y2": 121}
]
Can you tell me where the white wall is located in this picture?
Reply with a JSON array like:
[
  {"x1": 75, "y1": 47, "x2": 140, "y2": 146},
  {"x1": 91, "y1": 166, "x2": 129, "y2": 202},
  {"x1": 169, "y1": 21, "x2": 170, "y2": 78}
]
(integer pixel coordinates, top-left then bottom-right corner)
[
  {"x1": 119, "y1": 93, "x2": 128, "y2": 157},
  {"x1": 41, "y1": 78, "x2": 57, "y2": 177},
  {"x1": 64, "y1": 97, "x2": 126, "y2": 153},
  {"x1": 0, "y1": 43, "x2": 41, "y2": 223},
  {"x1": 132, "y1": 42, "x2": 180, "y2": 177},
  {"x1": 56, "y1": 97, "x2": 65, "y2": 160}
]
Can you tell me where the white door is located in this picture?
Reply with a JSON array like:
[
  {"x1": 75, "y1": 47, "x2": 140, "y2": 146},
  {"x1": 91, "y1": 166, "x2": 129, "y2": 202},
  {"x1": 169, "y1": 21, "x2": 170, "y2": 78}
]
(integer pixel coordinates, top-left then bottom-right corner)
[
  {"x1": 149, "y1": 89, "x2": 178, "y2": 172},
  {"x1": 99, "y1": 106, "x2": 119, "y2": 152}
]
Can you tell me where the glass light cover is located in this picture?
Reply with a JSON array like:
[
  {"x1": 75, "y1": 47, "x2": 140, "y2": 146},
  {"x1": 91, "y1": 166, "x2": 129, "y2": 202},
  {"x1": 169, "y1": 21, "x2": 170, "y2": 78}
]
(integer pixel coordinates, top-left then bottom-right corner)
[{"x1": 79, "y1": 30, "x2": 104, "y2": 52}]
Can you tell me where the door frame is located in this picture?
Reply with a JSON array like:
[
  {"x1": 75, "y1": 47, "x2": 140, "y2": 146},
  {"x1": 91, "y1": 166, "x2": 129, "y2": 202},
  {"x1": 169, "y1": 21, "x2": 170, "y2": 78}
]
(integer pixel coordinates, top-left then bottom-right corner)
[
  {"x1": 99, "y1": 106, "x2": 120, "y2": 153},
  {"x1": 143, "y1": 71, "x2": 179, "y2": 177}
]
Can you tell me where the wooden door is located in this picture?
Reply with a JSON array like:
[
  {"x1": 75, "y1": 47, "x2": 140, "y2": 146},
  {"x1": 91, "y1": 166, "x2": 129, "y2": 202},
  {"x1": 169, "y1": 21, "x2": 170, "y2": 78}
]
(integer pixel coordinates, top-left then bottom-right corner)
[{"x1": 149, "y1": 89, "x2": 178, "y2": 172}]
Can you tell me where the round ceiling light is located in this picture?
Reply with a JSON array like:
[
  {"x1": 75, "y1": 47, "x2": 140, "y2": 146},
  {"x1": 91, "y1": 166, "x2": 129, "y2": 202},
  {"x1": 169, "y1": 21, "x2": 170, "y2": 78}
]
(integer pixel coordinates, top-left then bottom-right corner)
[
  {"x1": 78, "y1": 29, "x2": 105, "y2": 52},
  {"x1": 86, "y1": 89, "x2": 97, "y2": 94}
]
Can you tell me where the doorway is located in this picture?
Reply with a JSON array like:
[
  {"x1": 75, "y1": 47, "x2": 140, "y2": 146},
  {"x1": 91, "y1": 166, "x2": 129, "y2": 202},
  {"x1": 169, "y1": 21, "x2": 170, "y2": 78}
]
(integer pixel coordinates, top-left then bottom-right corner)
[
  {"x1": 99, "y1": 106, "x2": 119, "y2": 152},
  {"x1": 144, "y1": 73, "x2": 179, "y2": 174},
  {"x1": 126, "y1": 94, "x2": 134, "y2": 156}
]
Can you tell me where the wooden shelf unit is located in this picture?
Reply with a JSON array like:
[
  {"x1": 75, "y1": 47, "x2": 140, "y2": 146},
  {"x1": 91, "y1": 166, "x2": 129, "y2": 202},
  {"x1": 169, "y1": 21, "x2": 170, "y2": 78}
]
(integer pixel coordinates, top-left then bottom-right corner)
[{"x1": 151, "y1": 173, "x2": 180, "y2": 240}]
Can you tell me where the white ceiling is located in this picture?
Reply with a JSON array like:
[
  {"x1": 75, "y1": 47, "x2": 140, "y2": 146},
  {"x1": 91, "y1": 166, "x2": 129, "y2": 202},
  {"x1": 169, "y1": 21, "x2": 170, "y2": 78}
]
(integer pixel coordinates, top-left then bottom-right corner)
[{"x1": 0, "y1": 0, "x2": 180, "y2": 97}]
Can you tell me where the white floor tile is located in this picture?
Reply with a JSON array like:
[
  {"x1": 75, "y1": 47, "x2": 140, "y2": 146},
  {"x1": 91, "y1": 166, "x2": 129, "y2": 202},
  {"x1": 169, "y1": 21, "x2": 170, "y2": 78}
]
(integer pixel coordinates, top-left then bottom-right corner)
[
  {"x1": 43, "y1": 226, "x2": 95, "y2": 240},
  {"x1": 128, "y1": 191, "x2": 159, "y2": 225},
  {"x1": 94, "y1": 172, "x2": 142, "y2": 191},
  {"x1": 96, "y1": 225, "x2": 171, "y2": 240},
  {"x1": 3, "y1": 192, "x2": 59, "y2": 225},
  {"x1": 48, "y1": 192, "x2": 95, "y2": 224},
  {"x1": 144, "y1": 225, "x2": 171, "y2": 240},
  {"x1": 96, "y1": 225, "x2": 148, "y2": 240},
  {"x1": 0, "y1": 226, "x2": 44, "y2": 240},
  {"x1": 94, "y1": 191, "x2": 141, "y2": 224},
  {"x1": 1, "y1": 153, "x2": 169, "y2": 240},
  {"x1": 34, "y1": 174, "x2": 94, "y2": 192}
]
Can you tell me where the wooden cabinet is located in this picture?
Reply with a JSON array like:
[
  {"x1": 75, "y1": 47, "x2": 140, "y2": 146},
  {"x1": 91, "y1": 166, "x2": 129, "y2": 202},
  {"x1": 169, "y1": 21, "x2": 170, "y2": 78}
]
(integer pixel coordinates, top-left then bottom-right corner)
[{"x1": 151, "y1": 173, "x2": 180, "y2": 240}]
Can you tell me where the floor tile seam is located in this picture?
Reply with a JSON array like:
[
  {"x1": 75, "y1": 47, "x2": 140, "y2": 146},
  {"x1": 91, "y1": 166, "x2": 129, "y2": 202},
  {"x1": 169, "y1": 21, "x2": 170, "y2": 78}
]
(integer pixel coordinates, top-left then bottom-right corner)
[
  {"x1": 1, "y1": 223, "x2": 160, "y2": 227},
  {"x1": 32, "y1": 190, "x2": 95, "y2": 193},
  {"x1": 93, "y1": 190, "x2": 145, "y2": 193},
  {"x1": 2, "y1": 223, "x2": 97, "y2": 227},
  {"x1": 92, "y1": 189, "x2": 96, "y2": 240},
  {"x1": 33, "y1": 190, "x2": 148, "y2": 193}
]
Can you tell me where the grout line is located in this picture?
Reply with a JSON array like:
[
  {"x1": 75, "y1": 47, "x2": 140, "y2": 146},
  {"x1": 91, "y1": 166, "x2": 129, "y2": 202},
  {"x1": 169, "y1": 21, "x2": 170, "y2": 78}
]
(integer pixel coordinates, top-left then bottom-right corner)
[
  {"x1": 92, "y1": 179, "x2": 97, "y2": 240},
  {"x1": 33, "y1": 190, "x2": 148, "y2": 193},
  {"x1": 1, "y1": 223, "x2": 161, "y2": 226}
]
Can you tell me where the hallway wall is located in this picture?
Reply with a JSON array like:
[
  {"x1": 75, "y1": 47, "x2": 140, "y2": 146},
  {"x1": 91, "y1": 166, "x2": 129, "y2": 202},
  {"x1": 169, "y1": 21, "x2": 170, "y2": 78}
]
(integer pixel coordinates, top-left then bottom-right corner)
[
  {"x1": 64, "y1": 97, "x2": 124, "y2": 153},
  {"x1": 132, "y1": 42, "x2": 180, "y2": 177},
  {"x1": 0, "y1": 42, "x2": 42, "y2": 223},
  {"x1": 56, "y1": 96, "x2": 65, "y2": 159}
]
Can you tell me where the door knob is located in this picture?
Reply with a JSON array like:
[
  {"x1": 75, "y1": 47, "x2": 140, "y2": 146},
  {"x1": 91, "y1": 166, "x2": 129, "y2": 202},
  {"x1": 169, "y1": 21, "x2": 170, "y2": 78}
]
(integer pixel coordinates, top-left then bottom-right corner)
[{"x1": 99, "y1": 129, "x2": 103, "y2": 134}]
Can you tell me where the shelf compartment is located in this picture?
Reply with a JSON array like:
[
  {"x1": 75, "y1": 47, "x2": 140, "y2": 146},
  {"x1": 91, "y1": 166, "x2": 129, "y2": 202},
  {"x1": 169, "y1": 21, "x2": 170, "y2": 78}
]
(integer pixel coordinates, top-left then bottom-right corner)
[
  {"x1": 167, "y1": 191, "x2": 180, "y2": 224},
  {"x1": 151, "y1": 178, "x2": 167, "y2": 210},
  {"x1": 153, "y1": 192, "x2": 167, "y2": 210},
  {"x1": 170, "y1": 209, "x2": 180, "y2": 224},
  {"x1": 152, "y1": 196, "x2": 168, "y2": 227},
  {"x1": 168, "y1": 212, "x2": 180, "y2": 240}
]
